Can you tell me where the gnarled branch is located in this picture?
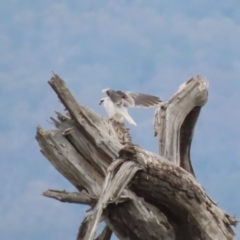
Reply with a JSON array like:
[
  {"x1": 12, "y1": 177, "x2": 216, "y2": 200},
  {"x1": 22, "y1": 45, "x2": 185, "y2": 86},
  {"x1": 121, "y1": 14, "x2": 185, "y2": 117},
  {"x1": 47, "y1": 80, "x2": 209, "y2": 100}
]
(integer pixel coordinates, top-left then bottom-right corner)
[
  {"x1": 36, "y1": 74, "x2": 237, "y2": 240},
  {"x1": 43, "y1": 189, "x2": 96, "y2": 204},
  {"x1": 94, "y1": 225, "x2": 112, "y2": 240},
  {"x1": 154, "y1": 76, "x2": 208, "y2": 176}
]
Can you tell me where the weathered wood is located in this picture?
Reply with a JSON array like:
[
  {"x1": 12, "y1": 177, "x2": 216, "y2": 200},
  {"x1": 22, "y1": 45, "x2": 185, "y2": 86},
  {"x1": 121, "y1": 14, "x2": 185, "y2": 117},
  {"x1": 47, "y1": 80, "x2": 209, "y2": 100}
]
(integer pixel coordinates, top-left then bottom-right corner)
[
  {"x1": 36, "y1": 74, "x2": 237, "y2": 240},
  {"x1": 95, "y1": 225, "x2": 112, "y2": 240},
  {"x1": 36, "y1": 126, "x2": 103, "y2": 196},
  {"x1": 122, "y1": 144, "x2": 235, "y2": 240},
  {"x1": 106, "y1": 192, "x2": 175, "y2": 240},
  {"x1": 80, "y1": 160, "x2": 142, "y2": 240},
  {"x1": 43, "y1": 189, "x2": 96, "y2": 204},
  {"x1": 48, "y1": 74, "x2": 123, "y2": 167},
  {"x1": 154, "y1": 76, "x2": 208, "y2": 176}
]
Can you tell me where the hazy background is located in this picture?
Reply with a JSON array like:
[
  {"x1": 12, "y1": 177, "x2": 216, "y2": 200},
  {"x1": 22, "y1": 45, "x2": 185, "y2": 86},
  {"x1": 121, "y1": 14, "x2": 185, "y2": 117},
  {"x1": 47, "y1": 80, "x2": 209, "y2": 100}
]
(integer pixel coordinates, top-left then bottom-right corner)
[{"x1": 0, "y1": 1, "x2": 239, "y2": 239}]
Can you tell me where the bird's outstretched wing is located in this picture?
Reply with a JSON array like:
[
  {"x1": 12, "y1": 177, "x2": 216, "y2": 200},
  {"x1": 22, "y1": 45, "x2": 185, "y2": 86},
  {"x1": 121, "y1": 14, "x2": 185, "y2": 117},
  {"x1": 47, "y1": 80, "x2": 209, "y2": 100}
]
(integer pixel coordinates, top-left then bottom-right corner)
[
  {"x1": 124, "y1": 92, "x2": 162, "y2": 107},
  {"x1": 102, "y1": 89, "x2": 161, "y2": 108}
]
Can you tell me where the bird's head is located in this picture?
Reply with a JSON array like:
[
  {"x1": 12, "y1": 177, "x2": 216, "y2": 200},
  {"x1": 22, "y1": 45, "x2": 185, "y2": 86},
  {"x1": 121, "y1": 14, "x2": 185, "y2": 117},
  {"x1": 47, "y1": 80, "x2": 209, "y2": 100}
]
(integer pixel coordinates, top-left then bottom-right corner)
[{"x1": 99, "y1": 98, "x2": 105, "y2": 105}]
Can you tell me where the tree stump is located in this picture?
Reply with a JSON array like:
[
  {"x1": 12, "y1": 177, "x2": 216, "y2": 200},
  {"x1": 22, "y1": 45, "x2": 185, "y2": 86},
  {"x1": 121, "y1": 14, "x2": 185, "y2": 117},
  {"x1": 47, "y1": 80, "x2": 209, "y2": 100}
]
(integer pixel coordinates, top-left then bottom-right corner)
[{"x1": 36, "y1": 74, "x2": 237, "y2": 240}]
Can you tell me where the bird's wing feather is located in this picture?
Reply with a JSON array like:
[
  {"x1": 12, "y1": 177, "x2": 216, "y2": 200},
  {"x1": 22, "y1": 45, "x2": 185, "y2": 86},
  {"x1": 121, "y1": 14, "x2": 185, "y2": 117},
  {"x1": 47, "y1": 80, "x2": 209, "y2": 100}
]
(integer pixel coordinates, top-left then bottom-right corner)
[
  {"x1": 104, "y1": 89, "x2": 161, "y2": 108},
  {"x1": 106, "y1": 89, "x2": 123, "y2": 104},
  {"x1": 116, "y1": 90, "x2": 134, "y2": 106},
  {"x1": 125, "y1": 92, "x2": 162, "y2": 107}
]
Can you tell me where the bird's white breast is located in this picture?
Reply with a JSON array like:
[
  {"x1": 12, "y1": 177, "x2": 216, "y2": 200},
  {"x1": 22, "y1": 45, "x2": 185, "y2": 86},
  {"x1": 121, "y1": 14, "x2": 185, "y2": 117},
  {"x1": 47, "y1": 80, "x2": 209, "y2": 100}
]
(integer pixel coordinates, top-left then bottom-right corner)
[
  {"x1": 103, "y1": 98, "x2": 124, "y2": 121},
  {"x1": 102, "y1": 98, "x2": 115, "y2": 117}
]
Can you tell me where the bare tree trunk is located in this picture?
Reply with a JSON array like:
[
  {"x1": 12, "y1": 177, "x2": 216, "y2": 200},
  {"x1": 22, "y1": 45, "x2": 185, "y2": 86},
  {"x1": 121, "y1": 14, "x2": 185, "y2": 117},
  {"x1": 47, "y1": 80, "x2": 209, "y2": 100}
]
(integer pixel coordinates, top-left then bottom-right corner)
[{"x1": 36, "y1": 74, "x2": 237, "y2": 240}]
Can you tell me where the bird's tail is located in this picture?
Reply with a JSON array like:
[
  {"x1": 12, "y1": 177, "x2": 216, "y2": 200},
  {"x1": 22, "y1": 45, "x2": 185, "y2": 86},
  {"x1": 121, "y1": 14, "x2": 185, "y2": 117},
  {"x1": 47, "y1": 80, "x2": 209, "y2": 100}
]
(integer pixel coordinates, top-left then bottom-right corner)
[{"x1": 123, "y1": 112, "x2": 137, "y2": 126}]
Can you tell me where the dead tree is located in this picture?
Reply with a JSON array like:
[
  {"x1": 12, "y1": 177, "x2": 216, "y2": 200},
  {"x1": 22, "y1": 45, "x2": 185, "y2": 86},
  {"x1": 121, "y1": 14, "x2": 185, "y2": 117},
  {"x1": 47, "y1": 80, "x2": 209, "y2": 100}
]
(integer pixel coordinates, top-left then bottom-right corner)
[{"x1": 36, "y1": 74, "x2": 237, "y2": 240}]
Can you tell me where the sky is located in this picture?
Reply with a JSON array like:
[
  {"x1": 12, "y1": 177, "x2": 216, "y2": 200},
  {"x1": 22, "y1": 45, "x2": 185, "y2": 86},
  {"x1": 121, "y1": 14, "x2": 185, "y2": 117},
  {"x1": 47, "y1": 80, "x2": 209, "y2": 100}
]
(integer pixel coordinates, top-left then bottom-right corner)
[{"x1": 0, "y1": 0, "x2": 240, "y2": 239}]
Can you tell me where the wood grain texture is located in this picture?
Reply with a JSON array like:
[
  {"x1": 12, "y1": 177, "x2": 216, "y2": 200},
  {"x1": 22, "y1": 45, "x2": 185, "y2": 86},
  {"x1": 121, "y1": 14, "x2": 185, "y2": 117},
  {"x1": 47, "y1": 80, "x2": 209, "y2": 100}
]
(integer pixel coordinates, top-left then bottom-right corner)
[
  {"x1": 42, "y1": 189, "x2": 96, "y2": 204},
  {"x1": 154, "y1": 76, "x2": 208, "y2": 176}
]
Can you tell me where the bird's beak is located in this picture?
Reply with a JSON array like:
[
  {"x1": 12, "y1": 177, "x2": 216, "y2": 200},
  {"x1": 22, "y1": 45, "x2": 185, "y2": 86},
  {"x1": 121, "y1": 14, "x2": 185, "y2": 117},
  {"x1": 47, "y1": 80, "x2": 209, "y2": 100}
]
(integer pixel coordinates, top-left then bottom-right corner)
[{"x1": 99, "y1": 100, "x2": 103, "y2": 105}]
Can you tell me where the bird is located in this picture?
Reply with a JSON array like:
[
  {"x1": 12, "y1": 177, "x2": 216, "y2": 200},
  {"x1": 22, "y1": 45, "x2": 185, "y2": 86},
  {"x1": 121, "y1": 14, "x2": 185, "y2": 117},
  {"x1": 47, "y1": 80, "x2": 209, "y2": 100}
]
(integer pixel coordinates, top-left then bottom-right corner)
[{"x1": 99, "y1": 88, "x2": 162, "y2": 126}]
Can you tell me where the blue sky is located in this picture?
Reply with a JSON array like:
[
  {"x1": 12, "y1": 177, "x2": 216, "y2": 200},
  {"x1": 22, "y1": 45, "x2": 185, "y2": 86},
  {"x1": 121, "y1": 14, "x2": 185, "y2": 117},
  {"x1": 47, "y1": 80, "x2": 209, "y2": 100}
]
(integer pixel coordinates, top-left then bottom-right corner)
[{"x1": 0, "y1": 1, "x2": 240, "y2": 239}]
